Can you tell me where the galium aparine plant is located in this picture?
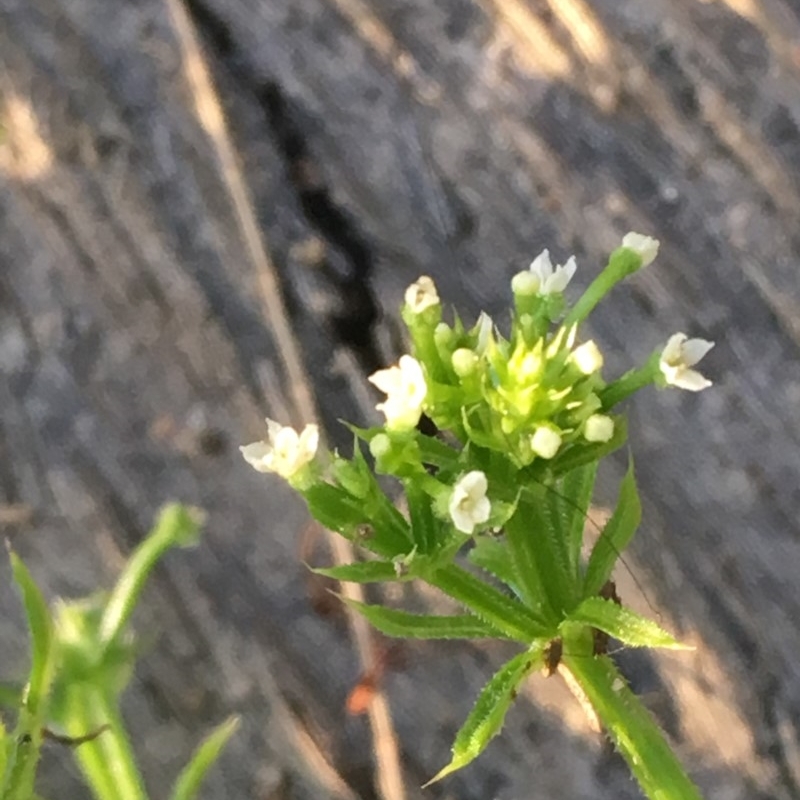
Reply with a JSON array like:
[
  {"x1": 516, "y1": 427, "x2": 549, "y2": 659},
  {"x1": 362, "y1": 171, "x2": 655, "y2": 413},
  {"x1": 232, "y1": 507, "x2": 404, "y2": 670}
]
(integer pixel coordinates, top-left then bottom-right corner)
[{"x1": 242, "y1": 233, "x2": 714, "y2": 800}]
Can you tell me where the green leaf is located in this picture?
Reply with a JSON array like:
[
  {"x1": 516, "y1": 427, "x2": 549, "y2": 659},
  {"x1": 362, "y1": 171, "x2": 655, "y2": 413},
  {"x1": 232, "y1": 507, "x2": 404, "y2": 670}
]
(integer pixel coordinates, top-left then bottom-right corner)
[
  {"x1": 416, "y1": 434, "x2": 461, "y2": 470},
  {"x1": 565, "y1": 598, "x2": 690, "y2": 650},
  {"x1": 425, "y1": 565, "x2": 549, "y2": 641},
  {"x1": 9, "y1": 551, "x2": 55, "y2": 718},
  {"x1": 340, "y1": 597, "x2": 511, "y2": 640},
  {"x1": 406, "y1": 482, "x2": 438, "y2": 554},
  {"x1": 309, "y1": 561, "x2": 402, "y2": 583},
  {"x1": 560, "y1": 462, "x2": 598, "y2": 577},
  {"x1": 468, "y1": 538, "x2": 523, "y2": 598},
  {"x1": 424, "y1": 647, "x2": 543, "y2": 785},
  {"x1": 302, "y1": 483, "x2": 409, "y2": 558},
  {"x1": 169, "y1": 717, "x2": 239, "y2": 800},
  {"x1": 0, "y1": 685, "x2": 22, "y2": 711},
  {"x1": 562, "y1": 644, "x2": 703, "y2": 800},
  {"x1": 583, "y1": 460, "x2": 640, "y2": 598},
  {"x1": 506, "y1": 491, "x2": 575, "y2": 620}
]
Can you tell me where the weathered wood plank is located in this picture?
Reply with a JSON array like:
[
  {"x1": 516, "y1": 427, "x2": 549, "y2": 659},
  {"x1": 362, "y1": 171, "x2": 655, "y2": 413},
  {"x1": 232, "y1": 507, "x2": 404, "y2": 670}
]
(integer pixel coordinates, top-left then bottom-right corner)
[{"x1": 2, "y1": 0, "x2": 800, "y2": 797}]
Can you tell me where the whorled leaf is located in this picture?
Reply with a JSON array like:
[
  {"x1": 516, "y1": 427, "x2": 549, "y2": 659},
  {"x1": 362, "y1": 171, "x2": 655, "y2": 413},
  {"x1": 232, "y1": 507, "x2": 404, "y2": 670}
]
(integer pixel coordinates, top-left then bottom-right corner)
[
  {"x1": 563, "y1": 645, "x2": 702, "y2": 800},
  {"x1": 583, "y1": 459, "x2": 640, "y2": 598},
  {"x1": 339, "y1": 596, "x2": 512, "y2": 640},
  {"x1": 309, "y1": 561, "x2": 403, "y2": 584},
  {"x1": 169, "y1": 717, "x2": 240, "y2": 800},
  {"x1": 9, "y1": 551, "x2": 55, "y2": 719},
  {"x1": 565, "y1": 597, "x2": 690, "y2": 650},
  {"x1": 424, "y1": 647, "x2": 543, "y2": 785}
]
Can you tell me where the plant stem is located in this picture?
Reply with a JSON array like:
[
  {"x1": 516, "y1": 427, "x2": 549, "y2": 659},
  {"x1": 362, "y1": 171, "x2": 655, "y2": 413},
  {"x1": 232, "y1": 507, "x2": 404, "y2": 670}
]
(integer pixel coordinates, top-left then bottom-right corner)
[
  {"x1": 66, "y1": 686, "x2": 147, "y2": 800},
  {"x1": 563, "y1": 635, "x2": 703, "y2": 800}
]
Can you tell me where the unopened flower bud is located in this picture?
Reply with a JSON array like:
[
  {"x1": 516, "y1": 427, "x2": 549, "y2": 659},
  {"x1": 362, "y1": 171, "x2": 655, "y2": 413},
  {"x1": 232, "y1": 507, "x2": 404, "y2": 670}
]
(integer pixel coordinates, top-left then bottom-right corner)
[
  {"x1": 571, "y1": 340, "x2": 604, "y2": 375},
  {"x1": 531, "y1": 426, "x2": 562, "y2": 459},
  {"x1": 452, "y1": 348, "x2": 479, "y2": 377},
  {"x1": 511, "y1": 270, "x2": 540, "y2": 296},
  {"x1": 584, "y1": 414, "x2": 615, "y2": 443},
  {"x1": 621, "y1": 232, "x2": 659, "y2": 268}
]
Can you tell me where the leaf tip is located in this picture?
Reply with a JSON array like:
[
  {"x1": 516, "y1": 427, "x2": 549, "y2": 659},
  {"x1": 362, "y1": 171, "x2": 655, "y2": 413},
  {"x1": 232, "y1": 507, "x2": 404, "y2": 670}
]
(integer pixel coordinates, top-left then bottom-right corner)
[{"x1": 421, "y1": 758, "x2": 464, "y2": 788}]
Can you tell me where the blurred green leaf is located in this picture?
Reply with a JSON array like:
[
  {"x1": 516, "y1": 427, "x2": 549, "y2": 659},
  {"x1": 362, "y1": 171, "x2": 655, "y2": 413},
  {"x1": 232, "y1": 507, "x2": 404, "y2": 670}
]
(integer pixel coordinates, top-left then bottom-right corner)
[
  {"x1": 98, "y1": 504, "x2": 204, "y2": 650},
  {"x1": 169, "y1": 717, "x2": 239, "y2": 800},
  {"x1": 0, "y1": 686, "x2": 22, "y2": 711},
  {"x1": 9, "y1": 551, "x2": 55, "y2": 718}
]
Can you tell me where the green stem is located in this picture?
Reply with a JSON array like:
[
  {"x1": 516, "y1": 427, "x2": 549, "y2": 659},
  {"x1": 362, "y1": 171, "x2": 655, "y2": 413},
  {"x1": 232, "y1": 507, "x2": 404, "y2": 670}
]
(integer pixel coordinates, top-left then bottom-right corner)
[
  {"x1": 599, "y1": 352, "x2": 660, "y2": 410},
  {"x1": 1, "y1": 710, "x2": 43, "y2": 800},
  {"x1": 66, "y1": 686, "x2": 147, "y2": 800},
  {"x1": 563, "y1": 631, "x2": 703, "y2": 800},
  {"x1": 564, "y1": 247, "x2": 641, "y2": 327},
  {"x1": 99, "y1": 505, "x2": 200, "y2": 652}
]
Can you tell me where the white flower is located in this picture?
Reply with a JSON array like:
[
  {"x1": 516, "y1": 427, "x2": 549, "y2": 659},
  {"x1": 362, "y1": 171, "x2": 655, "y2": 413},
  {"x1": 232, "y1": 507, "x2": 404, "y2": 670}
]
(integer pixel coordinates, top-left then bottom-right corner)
[
  {"x1": 660, "y1": 333, "x2": 714, "y2": 391},
  {"x1": 368, "y1": 355, "x2": 427, "y2": 430},
  {"x1": 622, "y1": 232, "x2": 659, "y2": 268},
  {"x1": 404, "y1": 276, "x2": 440, "y2": 314},
  {"x1": 240, "y1": 419, "x2": 319, "y2": 479},
  {"x1": 448, "y1": 471, "x2": 491, "y2": 534},
  {"x1": 531, "y1": 426, "x2": 562, "y2": 459},
  {"x1": 584, "y1": 414, "x2": 615, "y2": 443},
  {"x1": 571, "y1": 340, "x2": 604, "y2": 375},
  {"x1": 528, "y1": 249, "x2": 578, "y2": 295}
]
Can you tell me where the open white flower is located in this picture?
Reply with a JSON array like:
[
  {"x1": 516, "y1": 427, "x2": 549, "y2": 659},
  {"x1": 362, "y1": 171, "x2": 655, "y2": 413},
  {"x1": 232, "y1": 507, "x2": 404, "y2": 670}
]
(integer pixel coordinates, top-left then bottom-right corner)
[
  {"x1": 404, "y1": 276, "x2": 440, "y2": 314},
  {"x1": 528, "y1": 249, "x2": 578, "y2": 295},
  {"x1": 368, "y1": 355, "x2": 427, "y2": 430},
  {"x1": 622, "y1": 232, "x2": 660, "y2": 267},
  {"x1": 241, "y1": 419, "x2": 319, "y2": 479},
  {"x1": 448, "y1": 471, "x2": 491, "y2": 534},
  {"x1": 659, "y1": 333, "x2": 714, "y2": 391}
]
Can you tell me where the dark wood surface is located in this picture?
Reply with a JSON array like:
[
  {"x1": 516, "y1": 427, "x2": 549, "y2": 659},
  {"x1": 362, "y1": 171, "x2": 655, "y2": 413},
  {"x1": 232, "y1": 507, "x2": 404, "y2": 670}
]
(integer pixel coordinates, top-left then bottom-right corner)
[{"x1": 2, "y1": 1, "x2": 800, "y2": 798}]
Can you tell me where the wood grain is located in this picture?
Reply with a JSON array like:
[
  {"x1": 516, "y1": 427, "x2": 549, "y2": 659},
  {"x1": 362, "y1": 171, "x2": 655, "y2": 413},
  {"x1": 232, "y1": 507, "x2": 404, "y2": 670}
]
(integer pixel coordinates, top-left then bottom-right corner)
[{"x1": 1, "y1": 0, "x2": 799, "y2": 797}]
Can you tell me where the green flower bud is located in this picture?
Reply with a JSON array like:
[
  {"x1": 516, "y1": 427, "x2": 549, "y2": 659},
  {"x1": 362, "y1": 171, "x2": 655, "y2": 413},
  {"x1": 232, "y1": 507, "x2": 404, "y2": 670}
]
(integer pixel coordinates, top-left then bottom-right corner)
[{"x1": 452, "y1": 347, "x2": 480, "y2": 377}]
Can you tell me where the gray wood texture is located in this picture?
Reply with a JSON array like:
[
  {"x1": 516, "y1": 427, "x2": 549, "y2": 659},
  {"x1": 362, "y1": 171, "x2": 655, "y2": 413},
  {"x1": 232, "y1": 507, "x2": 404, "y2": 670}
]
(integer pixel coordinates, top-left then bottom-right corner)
[{"x1": 1, "y1": 0, "x2": 799, "y2": 797}]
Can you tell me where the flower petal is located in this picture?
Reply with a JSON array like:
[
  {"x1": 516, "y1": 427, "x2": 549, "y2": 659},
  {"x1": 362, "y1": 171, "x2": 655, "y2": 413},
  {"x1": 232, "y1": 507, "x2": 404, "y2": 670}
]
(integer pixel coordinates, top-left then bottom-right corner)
[{"x1": 681, "y1": 338, "x2": 714, "y2": 367}]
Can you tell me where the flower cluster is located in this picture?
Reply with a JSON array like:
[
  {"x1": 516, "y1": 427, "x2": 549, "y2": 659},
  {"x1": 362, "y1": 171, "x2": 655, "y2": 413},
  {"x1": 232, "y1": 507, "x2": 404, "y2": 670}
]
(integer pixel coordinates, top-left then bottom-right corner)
[{"x1": 241, "y1": 233, "x2": 713, "y2": 539}]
